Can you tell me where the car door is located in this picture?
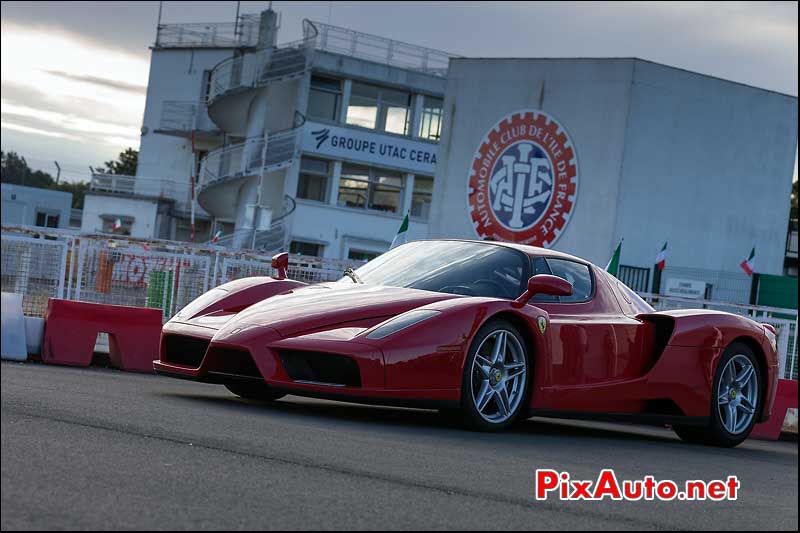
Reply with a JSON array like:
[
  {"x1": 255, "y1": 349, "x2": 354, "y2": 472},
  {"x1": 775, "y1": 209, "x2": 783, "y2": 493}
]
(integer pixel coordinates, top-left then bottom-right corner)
[{"x1": 530, "y1": 257, "x2": 647, "y2": 412}]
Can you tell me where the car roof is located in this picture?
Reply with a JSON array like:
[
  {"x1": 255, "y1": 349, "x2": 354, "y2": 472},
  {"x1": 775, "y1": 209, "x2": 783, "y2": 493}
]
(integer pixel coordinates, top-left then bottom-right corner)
[{"x1": 418, "y1": 239, "x2": 593, "y2": 266}]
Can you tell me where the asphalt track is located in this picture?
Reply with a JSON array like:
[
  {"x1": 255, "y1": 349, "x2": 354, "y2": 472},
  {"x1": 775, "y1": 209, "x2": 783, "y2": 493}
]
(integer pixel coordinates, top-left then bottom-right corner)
[{"x1": 1, "y1": 361, "x2": 797, "y2": 530}]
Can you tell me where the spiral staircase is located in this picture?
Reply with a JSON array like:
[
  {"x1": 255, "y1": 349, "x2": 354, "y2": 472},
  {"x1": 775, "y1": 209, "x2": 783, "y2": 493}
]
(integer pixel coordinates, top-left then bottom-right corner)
[{"x1": 196, "y1": 16, "x2": 318, "y2": 253}]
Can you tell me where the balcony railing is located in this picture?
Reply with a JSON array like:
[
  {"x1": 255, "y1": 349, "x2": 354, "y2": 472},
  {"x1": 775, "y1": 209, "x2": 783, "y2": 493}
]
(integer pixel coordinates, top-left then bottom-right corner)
[
  {"x1": 207, "y1": 20, "x2": 318, "y2": 105},
  {"x1": 208, "y1": 196, "x2": 296, "y2": 252},
  {"x1": 198, "y1": 125, "x2": 303, "y2": 194},
  {"x1": 155, "y1": 14, "x2": 260, "y2": 48},
  {"x1": 158, "y1": 100, "x2": 219, "y2": 134},
  {"x1": 312, "y1": 21, "x2": 457, "y2": 76},
  {"x1": 90, "y1": 173, "x2": 191, "y2": 209}
]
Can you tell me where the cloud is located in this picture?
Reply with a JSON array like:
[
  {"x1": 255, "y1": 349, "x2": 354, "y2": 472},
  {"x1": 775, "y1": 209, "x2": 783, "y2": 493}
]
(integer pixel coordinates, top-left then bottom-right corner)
[
  {"x1": 1, "y1": 121, "x2": 81, "y2": 141},
  {"x1": 1, "y1": 99, "x2": 140, "y2": 140},
  {"x1": 43, "y1": 70, "x2": 147, "y2": 94}
]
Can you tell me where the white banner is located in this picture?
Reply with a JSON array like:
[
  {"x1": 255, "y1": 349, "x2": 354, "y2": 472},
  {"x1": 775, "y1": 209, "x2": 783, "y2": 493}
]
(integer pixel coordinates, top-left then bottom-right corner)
[
  {"x1": 664, "y1": 278, "x2": 707, "y2": 299},
  {"x1": 302, "y1": 122, "x2": 437, "y2": 174}
]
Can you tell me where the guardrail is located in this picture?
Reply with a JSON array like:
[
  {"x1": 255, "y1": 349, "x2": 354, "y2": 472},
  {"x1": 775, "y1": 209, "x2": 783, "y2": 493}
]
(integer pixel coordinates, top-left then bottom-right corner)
[
  {"x1": 207, "y1": 20, "x2": 317, "y2": 105},
  {"x1": 155, "y1": 15, "x2": 260, "y2": 48},
  {"x1": 312, "y1": 20, "x2": 456, "y2": 76},
  {"x1": 158, "y1": 100, "x2": 219, "y2": 134}
]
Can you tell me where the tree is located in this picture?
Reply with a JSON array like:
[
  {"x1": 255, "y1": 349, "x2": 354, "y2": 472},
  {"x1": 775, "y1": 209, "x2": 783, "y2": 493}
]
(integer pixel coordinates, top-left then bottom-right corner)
[
  {"x1": 1, "y1": 150, "x2": 89, "y2": 209},
  {"x1": 97, "y1": 147, "x2": 138, "y2": 176},
  {"x1": 791, "y1": 179, "x2": 798, "y2": 219}
]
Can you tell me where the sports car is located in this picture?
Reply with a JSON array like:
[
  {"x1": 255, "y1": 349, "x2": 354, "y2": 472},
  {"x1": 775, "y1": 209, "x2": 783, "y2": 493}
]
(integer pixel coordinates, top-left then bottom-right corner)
[{"x1": 154, "y1": 239, "x2": 778, "y2": 446}]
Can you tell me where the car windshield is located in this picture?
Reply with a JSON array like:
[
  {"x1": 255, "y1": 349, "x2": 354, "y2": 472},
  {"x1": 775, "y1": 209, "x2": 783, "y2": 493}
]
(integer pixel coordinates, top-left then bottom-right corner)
[{"x1": 338, "y1": 241, "x2": 528, "y2": 299}]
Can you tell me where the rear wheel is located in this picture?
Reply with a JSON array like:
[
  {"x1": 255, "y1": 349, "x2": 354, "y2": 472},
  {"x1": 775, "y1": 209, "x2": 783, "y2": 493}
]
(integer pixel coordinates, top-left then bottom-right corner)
[
  {"x1": 225, "y1": 382, "x2": 285, "y2": 402},
  {"x1": 674, "y1": 342, "x2": 761, "y2": 447},
  {"x1": 457, "y1": 319, "x2": 530, "y2": 432}
]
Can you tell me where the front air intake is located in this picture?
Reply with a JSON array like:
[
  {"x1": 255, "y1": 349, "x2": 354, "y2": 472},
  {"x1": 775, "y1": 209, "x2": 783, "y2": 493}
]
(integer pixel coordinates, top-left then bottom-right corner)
[
  {"x1": 204, "y1": 347, "x2": 263, "y2": 379},
  {"x1": 277, "y1": 350, "x2": 361, "y2": 387},
  {"x1": 162, "y1": 335, "x2": 210, "y2": 368}
]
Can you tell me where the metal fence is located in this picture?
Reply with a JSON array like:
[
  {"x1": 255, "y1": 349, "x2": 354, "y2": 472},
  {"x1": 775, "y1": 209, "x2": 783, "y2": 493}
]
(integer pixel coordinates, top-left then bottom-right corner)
[
  {"x1": 1, "y1": 234, "x2": 70, "y2": 316},
  {"x1": 2, "y1": 225, "x2": 797, "y2": 379},
  {"x1": 1, "y1": 225, "x2": 362, "y2": 324}
]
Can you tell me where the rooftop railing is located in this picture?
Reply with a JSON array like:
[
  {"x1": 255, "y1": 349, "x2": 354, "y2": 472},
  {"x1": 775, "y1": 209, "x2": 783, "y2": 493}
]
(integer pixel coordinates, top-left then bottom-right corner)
[
  {"x1": 90, "y1": 173, "x2": 192, "y2": 209},
  {"x1": 154, "y1": 14, "x2": 260, "y2": 48},
  {"x1": 311, "y1": 21, "x2": 457, "y2": 76}
]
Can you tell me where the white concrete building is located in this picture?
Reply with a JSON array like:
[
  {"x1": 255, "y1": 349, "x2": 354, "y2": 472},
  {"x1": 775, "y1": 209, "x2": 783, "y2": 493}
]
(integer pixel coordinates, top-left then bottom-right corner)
[
  {"x1": 430, "y1": 58, "x2": 797, "y2": 301},
  {"x1": 82, "y1": 10, "x2": 449, "y2": 261},
  {"x1": 2, "y1": 183, "x2": 73, "y2": 229},
  {"x1": 80, "y1": 7, "x2": 797, "y2": 303}
]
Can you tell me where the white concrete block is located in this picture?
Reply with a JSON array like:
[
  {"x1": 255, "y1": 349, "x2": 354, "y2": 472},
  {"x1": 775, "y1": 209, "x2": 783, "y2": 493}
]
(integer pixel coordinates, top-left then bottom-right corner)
[
  {"x1": 1, "y1": 292, "x2": 27, "y2": 361},
  {"x1": 24, "y1": 316, "x2": 44, "y2": 355}
]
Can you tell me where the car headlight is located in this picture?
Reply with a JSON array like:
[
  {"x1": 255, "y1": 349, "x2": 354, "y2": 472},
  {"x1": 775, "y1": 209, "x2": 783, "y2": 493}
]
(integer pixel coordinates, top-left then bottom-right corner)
[{"x1": 365, "y1": 309, "x2": 440, "y2": 340}]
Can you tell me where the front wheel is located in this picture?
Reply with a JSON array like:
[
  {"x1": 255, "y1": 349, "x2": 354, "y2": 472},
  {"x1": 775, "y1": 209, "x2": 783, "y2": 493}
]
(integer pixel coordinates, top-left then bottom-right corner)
[
  {"x1": 674, "y1": 342, "x2": 761, "y2": 447},
  {"x1": 225, "y1": 382, "x2": 285, "y2": 402},
  {"x1": 458, "y1": 319, "x2": 530, "y2": 432}
]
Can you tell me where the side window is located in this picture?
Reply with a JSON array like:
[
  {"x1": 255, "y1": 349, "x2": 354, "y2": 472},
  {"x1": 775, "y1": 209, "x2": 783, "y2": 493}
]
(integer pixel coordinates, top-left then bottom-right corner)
[
  {"x1": 531, "y1": 256, "x2": 558, "y2": 303},
  {"x1": 546, "y1": 259, "x2": 593, "y2": 303}
]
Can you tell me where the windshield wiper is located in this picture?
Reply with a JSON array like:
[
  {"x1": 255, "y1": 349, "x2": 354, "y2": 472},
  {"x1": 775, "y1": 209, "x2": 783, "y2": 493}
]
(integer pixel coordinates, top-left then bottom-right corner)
[{"x1": 343, "y1": 267, "x2": 363, "y2": 284}]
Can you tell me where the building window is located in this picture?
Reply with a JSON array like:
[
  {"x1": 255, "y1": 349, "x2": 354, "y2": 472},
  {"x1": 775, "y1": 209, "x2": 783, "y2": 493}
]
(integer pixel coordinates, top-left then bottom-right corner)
[
  {"x1": 297, "y1": 157, "x2": 330, "y2": 202},
  {"x1": 307, "y1": 75, "x2": 341, "y2": 121},
  {"x1": 338, "y1": 164, "x2": 403, "y2": 213},
  {"x1": 346, "y1": 82, "x2": 411, "y2": 135},
  {"x1": 348, "y1": 248, "x2": 381, "y2": 262},
  {"x1": 418, "y1": 96, "x2": 443, "y2": 141},
  {"x1": 202, "y1": 70, "x2": 213, "y2": 101},
  {"x1": 35, "y1": 211, "x2": 60, "y2": 228},
  {"x1": 290, "y1": 240, "x2": 324, "y2": 256},
  {"x1": 410, "y1": 176, "x2": 433, "y2": 219}
]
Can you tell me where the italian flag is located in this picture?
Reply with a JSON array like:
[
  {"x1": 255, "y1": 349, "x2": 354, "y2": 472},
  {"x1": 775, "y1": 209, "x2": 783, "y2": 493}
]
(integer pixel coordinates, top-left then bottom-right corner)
[
  {"x1": 655, "y1": 241, "x2": 667, "y2": 270},
  {"x1": 211, "y1": 230, "x2": 222, "y2": 244},
  {"x1": 390, "y1": 213, "x2": 409, "y2": 249},
  {"x1": 606, "y1": 239, "x2": 623, "y2": 277},
  {"x1": 111, "y1": 218, "x2": 122, "y2": 232},
  {"x1": 740, "y1": 247, "x2": 755, "y2": 276}
]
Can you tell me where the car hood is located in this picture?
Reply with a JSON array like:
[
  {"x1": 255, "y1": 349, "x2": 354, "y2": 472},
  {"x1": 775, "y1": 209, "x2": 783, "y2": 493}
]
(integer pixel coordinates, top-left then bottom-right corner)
[{"x1": 227, "y1": 282, "x2": 458, "y2": 337}]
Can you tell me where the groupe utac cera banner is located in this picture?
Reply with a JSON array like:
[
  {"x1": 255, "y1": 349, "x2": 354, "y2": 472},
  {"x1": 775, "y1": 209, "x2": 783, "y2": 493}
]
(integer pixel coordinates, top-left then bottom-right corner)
[{"x1": 301, "y1": 121, "x2": 437, "y2": 175}]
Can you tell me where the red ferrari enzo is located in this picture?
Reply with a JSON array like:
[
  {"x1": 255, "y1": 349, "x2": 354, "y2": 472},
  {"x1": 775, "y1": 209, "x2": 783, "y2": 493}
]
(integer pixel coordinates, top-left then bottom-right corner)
[{"x1": 154, "y1": 240, "x2": 778, "y2": 446}]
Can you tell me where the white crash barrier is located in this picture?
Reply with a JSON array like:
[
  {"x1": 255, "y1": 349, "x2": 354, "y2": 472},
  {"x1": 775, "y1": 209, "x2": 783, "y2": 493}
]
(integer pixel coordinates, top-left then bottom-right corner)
[
  {"x1": 784, "y1": 408, "x2": 798, "y2": 434},
  {"x1": 24, "y1": 316, "x2": 45, "y2": 355},
  {"x1": 1, "y1": 292, "x2": 28, "y2": 361}
]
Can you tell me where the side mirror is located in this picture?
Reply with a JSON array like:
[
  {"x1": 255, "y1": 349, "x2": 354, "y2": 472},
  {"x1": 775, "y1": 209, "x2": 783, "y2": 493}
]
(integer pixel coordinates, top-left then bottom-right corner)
[
  {"x1": 271, "y1": 252, "x2": 289, "y2": 280},
  {"x1": 513, "y1": 274, "x2": 573, "y2": 307}
]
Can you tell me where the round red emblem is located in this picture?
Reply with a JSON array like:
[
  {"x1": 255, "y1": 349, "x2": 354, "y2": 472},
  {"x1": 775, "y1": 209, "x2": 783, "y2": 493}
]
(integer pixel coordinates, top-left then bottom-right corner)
[{"x1": 467, "y1": 110, "x2": 578, "y2": 247}]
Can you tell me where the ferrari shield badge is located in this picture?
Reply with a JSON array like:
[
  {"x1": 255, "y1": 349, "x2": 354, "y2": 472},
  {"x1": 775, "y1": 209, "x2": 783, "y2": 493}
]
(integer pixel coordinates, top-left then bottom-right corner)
[{"x1": 537, "y1": 316, "x2": 547, "y2": 334}]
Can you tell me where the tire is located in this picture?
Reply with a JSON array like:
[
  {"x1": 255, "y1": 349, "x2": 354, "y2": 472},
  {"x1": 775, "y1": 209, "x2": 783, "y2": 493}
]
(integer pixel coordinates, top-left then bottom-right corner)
[
  {"x1": 458, "y1": 319, "x2": 531, "y2": 432},
  {"x1": 225, "y1": 382, "x2": 285, "y2": 402},
  {"x1": 674, "y1": 342, "x2": 762, "y2": 447}
]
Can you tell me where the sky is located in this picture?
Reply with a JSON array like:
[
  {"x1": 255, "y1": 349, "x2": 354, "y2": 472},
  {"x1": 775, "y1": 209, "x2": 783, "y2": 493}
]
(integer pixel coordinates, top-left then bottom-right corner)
[{"x1": 1, "y1": 0, "x2": 797, "y2": 183}]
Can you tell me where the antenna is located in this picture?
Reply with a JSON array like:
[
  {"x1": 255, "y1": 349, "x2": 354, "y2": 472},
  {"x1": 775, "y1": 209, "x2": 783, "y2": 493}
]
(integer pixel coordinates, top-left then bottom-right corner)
[
  {"x1": 155, "y1": 1, "x2": 164, "y2": 46},
  {"x1": 234, "y1": 1, "x2": 241, "y2": 37}
]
